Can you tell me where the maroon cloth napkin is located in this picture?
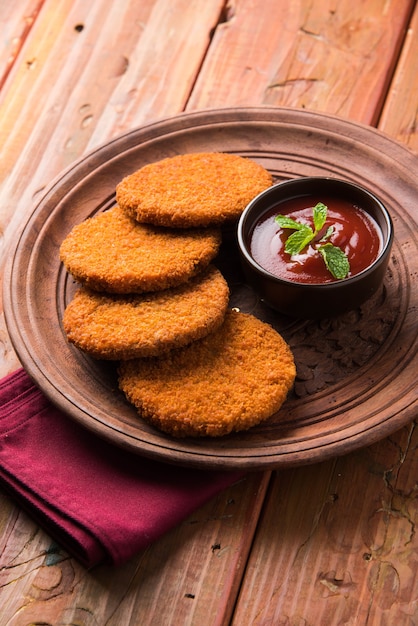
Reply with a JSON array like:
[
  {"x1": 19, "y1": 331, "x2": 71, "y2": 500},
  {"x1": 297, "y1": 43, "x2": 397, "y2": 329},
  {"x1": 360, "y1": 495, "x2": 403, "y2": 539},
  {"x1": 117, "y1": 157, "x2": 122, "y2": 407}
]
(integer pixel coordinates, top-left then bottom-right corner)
[{"x1": 0, "y1": 368, "x2": 243, "y2": 568}]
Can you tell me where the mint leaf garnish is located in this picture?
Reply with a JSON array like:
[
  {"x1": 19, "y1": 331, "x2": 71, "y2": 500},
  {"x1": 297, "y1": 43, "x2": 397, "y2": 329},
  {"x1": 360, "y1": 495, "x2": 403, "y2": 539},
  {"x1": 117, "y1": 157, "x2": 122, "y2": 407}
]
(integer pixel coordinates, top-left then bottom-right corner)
[
  {"x1": 313, "y1": 202, "x2": 327, "y2": 231},
  {"x1": 275, "y1": 215, "x2": 306, "y2": 231},
  {"x1": 275, "y1": 202, "x2": 350, "y2": 279},
  {"x1": 318, "y1": 243, "x2": 350, "y2": 279},
  {"x1": 320, "y1": 225, "x2": 334, "y2": 242},
  {"x1": 285, "y1": 226, "x2": 314, "y2": 255}
]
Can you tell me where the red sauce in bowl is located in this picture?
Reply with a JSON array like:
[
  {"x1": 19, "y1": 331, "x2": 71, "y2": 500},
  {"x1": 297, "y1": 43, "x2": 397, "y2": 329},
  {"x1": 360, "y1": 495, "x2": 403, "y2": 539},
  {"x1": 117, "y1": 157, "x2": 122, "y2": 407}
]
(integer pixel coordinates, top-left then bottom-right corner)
[{"x1": 250, "y1": 196, "x2": 383, "y2": 284}]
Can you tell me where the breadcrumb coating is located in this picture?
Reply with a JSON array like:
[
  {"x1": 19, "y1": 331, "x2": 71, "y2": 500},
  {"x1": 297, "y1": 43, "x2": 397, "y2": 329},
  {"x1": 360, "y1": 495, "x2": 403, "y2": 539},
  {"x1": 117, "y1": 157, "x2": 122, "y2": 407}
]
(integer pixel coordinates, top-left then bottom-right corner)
[
  {"x1": 63, "y1": 266, "x2": 229, "y2": 359},
  {"x1": 118, "y1": 310, "x2": 296, "y2": 437},
  {"x1": 116, "y1": 152, "x2": 273, "y2": 228},
  {"x1": 59, "y1": 205, "x2": 221, "y2": 293}
]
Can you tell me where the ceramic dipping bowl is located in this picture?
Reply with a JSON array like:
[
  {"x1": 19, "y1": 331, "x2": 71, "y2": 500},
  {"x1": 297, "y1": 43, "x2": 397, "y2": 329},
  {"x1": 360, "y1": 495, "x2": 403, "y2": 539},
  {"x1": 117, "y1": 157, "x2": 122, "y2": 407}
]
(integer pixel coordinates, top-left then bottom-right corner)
[{"x1": 237, "y1": 177, "x2": 394, "y2": 318}]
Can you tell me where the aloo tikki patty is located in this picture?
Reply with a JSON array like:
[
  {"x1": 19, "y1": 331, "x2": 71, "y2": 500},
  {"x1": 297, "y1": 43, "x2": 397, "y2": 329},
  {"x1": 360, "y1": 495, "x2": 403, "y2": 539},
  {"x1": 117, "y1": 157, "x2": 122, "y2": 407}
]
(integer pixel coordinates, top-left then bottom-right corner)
[
  {"x1": 116, "y1": 152, "x2": 273, "y2": 228},
  {"x1": 118, "y1": 310, "x2": 296, "y2": 438},
  {"x1": 59, "y1": 205, "x2": 221, "y2": 293},
  {"x1": 63, "y1": 266, "x2": 229, "y2": 360}
]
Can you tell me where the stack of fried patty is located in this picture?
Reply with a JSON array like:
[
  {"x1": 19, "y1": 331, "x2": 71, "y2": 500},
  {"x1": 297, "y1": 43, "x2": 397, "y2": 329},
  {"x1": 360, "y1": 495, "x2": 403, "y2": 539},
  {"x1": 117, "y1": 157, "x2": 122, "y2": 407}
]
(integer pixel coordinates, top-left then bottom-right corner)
[{"x1": 60, "y1": 152, "x2": 296, "y2": 437}]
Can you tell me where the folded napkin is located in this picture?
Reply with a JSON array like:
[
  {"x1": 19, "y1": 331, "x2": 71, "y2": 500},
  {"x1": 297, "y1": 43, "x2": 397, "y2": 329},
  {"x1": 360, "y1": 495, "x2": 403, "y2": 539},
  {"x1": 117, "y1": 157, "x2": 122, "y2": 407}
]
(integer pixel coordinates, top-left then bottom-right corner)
[{"x1": 0, "y1": 368, "x2": 243, "y2": 568}]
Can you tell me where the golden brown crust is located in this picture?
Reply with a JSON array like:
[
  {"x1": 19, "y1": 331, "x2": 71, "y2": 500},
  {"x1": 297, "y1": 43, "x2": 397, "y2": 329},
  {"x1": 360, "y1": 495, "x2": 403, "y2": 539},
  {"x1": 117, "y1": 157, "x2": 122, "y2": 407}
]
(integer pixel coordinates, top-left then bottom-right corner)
[
  {"x1": 116, "y1": 152, "x2": 273, "y2": 228},
  {"x1": 63, "y1": 265, "x2": 229, "y2": 360},
  {"x1": 59, "y1": 205, "x2": 221, "y2": 293},
  {"x1": 118, "y1": 310, "x2": 296, "y2": 437}
]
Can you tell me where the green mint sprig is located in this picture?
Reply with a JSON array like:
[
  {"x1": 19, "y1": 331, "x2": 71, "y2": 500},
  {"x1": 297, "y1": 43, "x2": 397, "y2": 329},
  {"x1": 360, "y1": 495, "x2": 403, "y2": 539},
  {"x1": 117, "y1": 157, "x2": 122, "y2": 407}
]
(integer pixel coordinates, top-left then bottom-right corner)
[{"x1": 275, "y1": 202, "x2": 350, "y2": 280}]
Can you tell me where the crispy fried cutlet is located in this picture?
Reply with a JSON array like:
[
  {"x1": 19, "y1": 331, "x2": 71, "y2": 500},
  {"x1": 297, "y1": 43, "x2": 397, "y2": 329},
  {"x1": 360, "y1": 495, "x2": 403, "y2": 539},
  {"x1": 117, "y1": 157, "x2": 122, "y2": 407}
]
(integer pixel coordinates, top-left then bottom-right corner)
[
  {"x1": 116, "y1": 152, "x2": 273, "y2": 228},
  {"x1": 118, "y1": 310, "x2": 296, "y2": 437},
  {"x1": 63, "y1": 266, "x2": 229, "y2": 360},
  {"x1": 59, "y1": 205, "x2": 221, "y2": 293}
]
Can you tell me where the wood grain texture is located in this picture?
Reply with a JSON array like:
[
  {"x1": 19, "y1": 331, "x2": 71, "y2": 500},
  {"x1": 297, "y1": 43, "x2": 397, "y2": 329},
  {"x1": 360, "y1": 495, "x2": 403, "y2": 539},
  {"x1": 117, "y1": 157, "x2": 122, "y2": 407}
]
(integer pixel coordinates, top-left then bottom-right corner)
[
  {"x1": 187, "y1": 0, "x2": 415, "y2": 125},
  {"x1": 0, "y1": 0, "x2": 42, "y2": 90},
  {"x1": 379, "y1": 2, "x2": 418, "y2": 153},
  {"x1": 0, "y1": 0, "x2": 225, "y2": 247},
  {"x1": 0, "y1": 472, "x2": 270, "y2": 625},
  {"x1": 231, "y1": 424, "x2": 418, "y2": 624}
]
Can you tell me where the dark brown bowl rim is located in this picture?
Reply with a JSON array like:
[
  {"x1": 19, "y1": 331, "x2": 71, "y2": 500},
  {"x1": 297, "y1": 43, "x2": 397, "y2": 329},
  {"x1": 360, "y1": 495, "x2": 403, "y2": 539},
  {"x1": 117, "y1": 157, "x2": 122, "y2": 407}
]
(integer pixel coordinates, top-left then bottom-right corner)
[{"x1": 237, "y1": 176, "x2": 394, "y2": 289}]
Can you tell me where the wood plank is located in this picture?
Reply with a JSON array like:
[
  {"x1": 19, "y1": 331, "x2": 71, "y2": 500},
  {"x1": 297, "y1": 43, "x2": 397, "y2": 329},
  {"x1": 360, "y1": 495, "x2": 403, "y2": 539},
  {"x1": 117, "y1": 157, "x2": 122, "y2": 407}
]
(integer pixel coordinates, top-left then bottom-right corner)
[
  {"x1": 232, "y1": 423, "x2": 418, "y2": 624},
  {"x1": 0, "y1": 472, "x2": 270, "y2": 625},
  {"x1": 85, "y1": 0, "x2": 227, "y2": 149},
  {"x1": 187, "y1": 0, "x2": 415, "y2": 125},
  {"x1": 0, "y1": 0, "x2": 43, "y2": 90},
  {"x1": 379, "y1": 2, "x2": 418, "y2": 153}
]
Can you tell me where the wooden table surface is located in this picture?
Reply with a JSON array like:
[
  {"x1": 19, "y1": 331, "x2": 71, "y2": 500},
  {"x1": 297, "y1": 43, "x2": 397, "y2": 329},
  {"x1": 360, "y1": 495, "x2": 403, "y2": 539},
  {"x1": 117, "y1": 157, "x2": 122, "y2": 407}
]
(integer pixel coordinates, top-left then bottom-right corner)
[{"x1": 1, "y1": 1, "x2": 417, "y2": 624}]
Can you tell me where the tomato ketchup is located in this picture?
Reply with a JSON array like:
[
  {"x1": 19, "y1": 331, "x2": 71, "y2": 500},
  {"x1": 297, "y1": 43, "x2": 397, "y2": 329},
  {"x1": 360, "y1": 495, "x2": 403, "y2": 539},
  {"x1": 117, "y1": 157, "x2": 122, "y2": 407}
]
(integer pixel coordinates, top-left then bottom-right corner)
[{"x1": 250, "y1": 196, "x2": 383, "y2": 284}]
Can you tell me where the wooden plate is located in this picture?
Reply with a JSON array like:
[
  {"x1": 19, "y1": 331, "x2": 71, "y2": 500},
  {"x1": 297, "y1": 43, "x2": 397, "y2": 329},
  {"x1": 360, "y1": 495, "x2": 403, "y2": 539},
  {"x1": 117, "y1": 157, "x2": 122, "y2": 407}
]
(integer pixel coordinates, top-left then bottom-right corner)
[{"x1": 4, "y1": 107, "x2": 417, "y2": 470}]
